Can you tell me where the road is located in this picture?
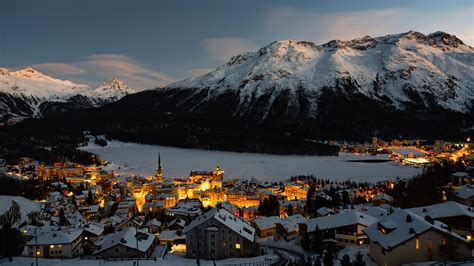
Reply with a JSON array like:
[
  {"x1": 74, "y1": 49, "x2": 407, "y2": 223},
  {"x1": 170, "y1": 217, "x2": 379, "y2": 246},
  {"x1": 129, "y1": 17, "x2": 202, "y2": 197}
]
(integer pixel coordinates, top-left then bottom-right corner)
[{"x1": 263, "y1": 244, "x2": 306, "y2": 265}]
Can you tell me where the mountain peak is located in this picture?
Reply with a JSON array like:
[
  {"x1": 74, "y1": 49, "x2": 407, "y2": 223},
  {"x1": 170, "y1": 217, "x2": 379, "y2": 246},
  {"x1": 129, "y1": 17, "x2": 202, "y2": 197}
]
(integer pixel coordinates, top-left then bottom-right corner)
[
  {"x1": 11, "y1": 67, "x2": 57, "y2": 81},
  {"x1": 97, "y1": 79, "x2": 133, "y2": 92},
  {"x1": 0, "y1": 68, "x2": 10, "y2": 76}
]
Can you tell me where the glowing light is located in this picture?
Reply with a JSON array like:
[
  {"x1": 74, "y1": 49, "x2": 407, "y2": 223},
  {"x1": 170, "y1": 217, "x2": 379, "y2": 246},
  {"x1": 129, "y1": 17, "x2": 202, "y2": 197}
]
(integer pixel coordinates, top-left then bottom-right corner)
[
  {"x1": 235, "y1": 243, "x2": 241, "y2": 249},
  {"x1": 467, "y1": 235, "x2": 472, "y2": 241},
  {"x1": 50, "y1": 245, "x2": 54, "y2": 248}
]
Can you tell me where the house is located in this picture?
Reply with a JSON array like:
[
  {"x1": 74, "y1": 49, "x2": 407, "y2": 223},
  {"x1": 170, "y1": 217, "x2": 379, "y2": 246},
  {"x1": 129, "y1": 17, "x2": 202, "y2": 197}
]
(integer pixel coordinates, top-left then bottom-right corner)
[
  {"x1": 301, "y1": 210, "x2": 379, "y2": 248},
  {"x1": 183, "y1": 207, "x2": 259, "y2": 260},
  {"x1": 250, "y1": 216, "x2": 281, "y2": 238},
  {"x1": 453, "y1": 184, "x2": 474, "y2": 207},
  {"x1": 94, "y1": 227, "x2": 156, "y2": 258},
  {"x1": 168, "y1": 217, "x2": 186, "y2": 230},
  {"x1": 275, "y1": 214, "x2": 307, "y2": 240},
  {"x1": 316, "y1": 207, "x2": 336, "y2": 217},
  {"x1": 158, "y1": 229, "x2": 186, "y2": 247},
  {"x1": 451, "y1": 172, "x2": 470, "y2": 187},
  {"x1": 407, "y1": 201, "x2": 474, "y2": 241},
  {"x1": 145, "y1": 219, "x2": 162, "y2": 234},
  {"x1": 372, "y1": 193, "x2": 393, "y2": 206},
  {"x1": 25, "y1": 229, "x2": 83, "y2": 258},
  {"x1": 81, "y1": 223, "x2": 105, "y2": 254},
  {"x1": 364, "y1": 210, "x2": 471, "y2": 266}
]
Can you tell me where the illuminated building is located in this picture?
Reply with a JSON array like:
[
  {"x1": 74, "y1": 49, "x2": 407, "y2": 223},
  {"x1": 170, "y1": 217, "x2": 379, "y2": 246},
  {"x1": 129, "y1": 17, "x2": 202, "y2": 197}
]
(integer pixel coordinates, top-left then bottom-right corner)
[{"x1": 284, "y1": 184, "x2": 309, "y2": 200}]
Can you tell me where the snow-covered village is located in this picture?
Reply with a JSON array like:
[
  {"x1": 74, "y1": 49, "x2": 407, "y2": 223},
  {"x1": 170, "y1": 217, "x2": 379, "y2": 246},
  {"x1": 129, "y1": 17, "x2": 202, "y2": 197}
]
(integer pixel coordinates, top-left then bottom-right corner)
[
  {"x1": 0, "y1": 136, "x2": 473, "y2": 265},
  {"x1": 1, "y1": 0, "x2": 474, "y2": 265}
]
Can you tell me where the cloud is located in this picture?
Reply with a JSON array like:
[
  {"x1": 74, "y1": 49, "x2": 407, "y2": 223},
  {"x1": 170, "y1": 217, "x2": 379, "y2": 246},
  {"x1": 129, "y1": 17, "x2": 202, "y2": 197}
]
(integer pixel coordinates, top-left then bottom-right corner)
[
  {"x1": 77, "y1": 53, "x2": 176, "y2": 89},
  {"x1": 200, "y1": 37, "x2": 259, "y2": 63},
  {"x1": 188, "y1": 68, "x2": 214, "y2": 77},
  {"x1": 28, "y1": 54, "x2": 176, "y2": 91},
  {"x1": 30, "y1": 63, "x2": 85, "y2": 75},
  {"x1": 262, "y1": 6, "x2": 474, "y2": 46}
]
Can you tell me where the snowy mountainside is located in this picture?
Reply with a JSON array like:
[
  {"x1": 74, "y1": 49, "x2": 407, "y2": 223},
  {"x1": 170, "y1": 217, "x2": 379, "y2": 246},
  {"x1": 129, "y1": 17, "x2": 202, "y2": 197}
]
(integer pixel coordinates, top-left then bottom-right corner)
[
  {"x1": 167, "y1": 31, "x2": 474, "y2": 120},
  {"x1": 0, "y1": 67, "x2": 135, "y2": 123}
]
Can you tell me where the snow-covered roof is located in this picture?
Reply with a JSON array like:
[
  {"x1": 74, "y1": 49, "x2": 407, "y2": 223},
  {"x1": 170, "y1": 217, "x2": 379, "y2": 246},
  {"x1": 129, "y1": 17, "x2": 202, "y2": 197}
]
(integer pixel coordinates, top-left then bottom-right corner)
[
  {"x1": 252, "y1": 216, "x2": 281, "y2": 231},
  {"x1": 454, "y1": 184, "x2": 474, "y2": 200},
  {"x1": 452, "y1": 172, "x2": 470, "y2": 177},
  {"x1": 407, "y1": 201, "x2": 474, "y2": 219},
  {"x1": 372, "y1": 193, "x2": 393, "y2": 202},
  {"x1": 316, "y1": 207, "x2": 336, "y2": 216},
  {"x1": 82, "y1": 223, "x2": 104, "y2": 236},
  {"x1": 183, "y1": 207, "x2": 255, "y2": 242},
  {"x1": 94, "y1": 227, "x2": 155, "y2": 254},
  {"x1": 27, "y1": 229, "x2": 82, "y2": 246},
  {"x1": 145, "y1": 219, "x2": 162, "y2": 227},
  {"x1": 277, "y1": 214, "x2": 307, "y2": 233},
  {"x1": 363, "y1": 209, "x2": 468, "y2": 250},
  {"x1": 307, "y1": 210, "x2": 379, "y2": 232},
  {"x1": 159, "y1": 230, "x2": 185, "y2": 241}
]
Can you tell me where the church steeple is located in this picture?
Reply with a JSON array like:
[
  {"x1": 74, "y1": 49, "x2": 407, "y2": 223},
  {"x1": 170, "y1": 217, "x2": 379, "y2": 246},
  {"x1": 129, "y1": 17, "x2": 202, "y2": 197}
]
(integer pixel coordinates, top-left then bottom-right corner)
[{"x1": 156, "y1": 152, "x2": 163, "y2": 182}]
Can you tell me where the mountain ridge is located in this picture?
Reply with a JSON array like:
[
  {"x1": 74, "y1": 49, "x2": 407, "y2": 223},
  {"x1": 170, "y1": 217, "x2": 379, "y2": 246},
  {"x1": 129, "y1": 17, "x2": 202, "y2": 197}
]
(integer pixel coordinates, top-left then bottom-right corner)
[
  {"x1": 8, "y1": 31, "x2": 474, "y2": 155},
  {"x1": 0, "y1": 67, "x2": 134, "y2": 123}
]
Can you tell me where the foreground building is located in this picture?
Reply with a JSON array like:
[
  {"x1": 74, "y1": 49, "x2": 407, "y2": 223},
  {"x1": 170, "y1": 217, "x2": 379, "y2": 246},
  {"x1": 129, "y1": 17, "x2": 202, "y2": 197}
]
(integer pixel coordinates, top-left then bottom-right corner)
[
  {"x1": 183, "y1": 207, "x2": 259, "y2": 260},
  {"x1": 94, "y1": 227, "x2": 156, "y2": 258},
  {"x1": 407, "y1": 201, "x2": 474, "y2": 240},
  {"x1": 25, "y1": 229, "x2": 83, "y2": 258},
  {"x1": 364, "y1": 210, "x2": 471, "y2": 266},
  {"x1": 301, "y1": 210, "x2": 379, "y2": 248}
]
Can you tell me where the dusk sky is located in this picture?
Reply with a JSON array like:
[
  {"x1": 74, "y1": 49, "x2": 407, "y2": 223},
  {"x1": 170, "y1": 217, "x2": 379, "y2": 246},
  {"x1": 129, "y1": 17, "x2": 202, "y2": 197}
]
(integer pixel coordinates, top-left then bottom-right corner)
[{"x1": 1, "y1": 0, "x2": 473, "y2": 90}]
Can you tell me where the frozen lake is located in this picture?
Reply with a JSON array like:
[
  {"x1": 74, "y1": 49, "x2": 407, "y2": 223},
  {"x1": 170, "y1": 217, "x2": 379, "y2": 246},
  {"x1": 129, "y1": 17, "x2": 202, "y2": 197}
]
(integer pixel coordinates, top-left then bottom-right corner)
[{"x1": 81, "y1": 140, "x2": 422, "y2": 182}]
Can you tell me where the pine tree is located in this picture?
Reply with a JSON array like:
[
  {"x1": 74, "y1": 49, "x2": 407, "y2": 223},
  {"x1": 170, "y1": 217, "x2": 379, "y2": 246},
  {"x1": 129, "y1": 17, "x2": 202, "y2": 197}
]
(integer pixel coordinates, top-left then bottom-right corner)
[
  {"x1": 340, "y1": 254, "x2": 351, "y2": 266},
  {"x1": 354, "y1": 252, "x2": 365, "y2": 266}
]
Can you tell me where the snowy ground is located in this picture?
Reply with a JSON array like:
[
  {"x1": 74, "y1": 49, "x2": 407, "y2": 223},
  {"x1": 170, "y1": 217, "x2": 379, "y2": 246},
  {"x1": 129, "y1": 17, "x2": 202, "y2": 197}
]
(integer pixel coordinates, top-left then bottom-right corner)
[
  {"x1": 80, "y1": 140, "x2": 422, "y2": 182},
  {"x1": 0, "y1": 251, "x2": 279, "y2": 266},
  {"x1": 0, "y1": 196, "x2": 41, "y2": 224}
]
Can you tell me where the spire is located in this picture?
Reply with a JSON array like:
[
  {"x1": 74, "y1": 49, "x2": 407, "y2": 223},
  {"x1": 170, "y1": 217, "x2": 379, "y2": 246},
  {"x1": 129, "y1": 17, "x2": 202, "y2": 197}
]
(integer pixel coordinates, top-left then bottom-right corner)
[
  {"x1": 156, "y1": 151, "x2": 163, "y2": 182},
  {"x1": 158, "y1": 152, "x2": 162, "y2": 170}
]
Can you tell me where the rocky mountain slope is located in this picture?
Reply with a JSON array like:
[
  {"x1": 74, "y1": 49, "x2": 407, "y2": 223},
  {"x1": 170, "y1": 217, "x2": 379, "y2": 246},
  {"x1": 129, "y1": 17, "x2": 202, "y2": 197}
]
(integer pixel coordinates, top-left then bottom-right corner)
[
  {"x1": 164, "y1": 31, "x2": 473, "y2": 122},
  {"x1": 0, "y1": 67, "x2": 134, "y2": 123}
]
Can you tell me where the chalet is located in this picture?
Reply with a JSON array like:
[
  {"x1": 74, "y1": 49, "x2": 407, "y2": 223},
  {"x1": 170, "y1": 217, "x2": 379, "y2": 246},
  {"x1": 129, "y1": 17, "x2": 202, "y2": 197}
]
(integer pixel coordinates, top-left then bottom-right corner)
[
  {"x1": 183, "y1": 207, "x2": 259, "y2": 260},
  {"x1": 407, "y1": 201, "x2": 474, "y2": 241},
  {"x1": 364, "y1": 210, "x2": 471, "y2": 266},
  {"x1": 451, "y1": 172, "x2": 470, "y2": 187},
  {"x1": 372, "y1": 193, "x2": 393, "y2": 206},
  {"x1": 301, "y1": 210, "x2": 379, "y2": 248},
  {"x1": 453, "y1": 184, "x2": 474, "y2": 207},
  {"x1": 94, "y1": 227, "x2": 156, "y2": 258},
  {"x1": 275, "y1": 214, "x2": 307, "y2": 240},
  {"x1": 145, "y1": 219, "x2": 162, "y2": 234},
  {"x1": 25, "y1": 229, "x2": 83, "y2": 258},
  {"x1": 251, "y1": 216, "x2": 281, "y2": 238},
  {"x1": 158, "y1": 229, "x2": 186, "y2": 247}
]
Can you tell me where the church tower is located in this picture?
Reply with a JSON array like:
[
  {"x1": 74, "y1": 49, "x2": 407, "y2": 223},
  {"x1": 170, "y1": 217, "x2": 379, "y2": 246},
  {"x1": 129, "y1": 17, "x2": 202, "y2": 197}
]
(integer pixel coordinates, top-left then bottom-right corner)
[{"x1": 156, "y1": 152, "x2": 163, "y2": 182}]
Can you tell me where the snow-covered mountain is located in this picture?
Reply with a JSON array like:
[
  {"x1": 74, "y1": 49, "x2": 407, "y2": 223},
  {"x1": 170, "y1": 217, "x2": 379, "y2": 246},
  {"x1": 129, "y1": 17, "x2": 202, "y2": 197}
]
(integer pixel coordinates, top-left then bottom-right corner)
[
  {"x1": 0, "y1": 67, "x2": 134, "y2": 123},
  {"x1": 165, "y1": 31, "x2": 473, "y2": 121}
]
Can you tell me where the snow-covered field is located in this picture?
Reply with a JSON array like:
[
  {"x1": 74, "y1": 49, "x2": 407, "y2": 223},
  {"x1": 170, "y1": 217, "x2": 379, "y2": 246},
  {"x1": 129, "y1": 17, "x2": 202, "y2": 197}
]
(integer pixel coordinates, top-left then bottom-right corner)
[{"x1": 81, "y1": 141, "x2": 422, "y2": 182}]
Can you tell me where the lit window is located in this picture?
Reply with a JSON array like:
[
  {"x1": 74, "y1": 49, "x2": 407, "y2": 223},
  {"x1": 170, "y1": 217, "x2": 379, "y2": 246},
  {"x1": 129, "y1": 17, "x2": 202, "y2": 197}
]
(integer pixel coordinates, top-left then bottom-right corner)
[
  {"x1": 467, "y1": 235, "x2": 472, "y2": 241},
  {"x1": 50, "y1": 245, "x2": 54, "y2": 248},
  {"x1": 36, "y1": 251, "x2": 41, "y2": 256},
  {"x1": 428, "y1": 238, "x2": 432, "y2": 250},
  {"x1": 235, "y1": 243, "x2": 241, "y2": 249},
  {"x1": 415, "y1": 238, "x2": 420, "y2": 249}
]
